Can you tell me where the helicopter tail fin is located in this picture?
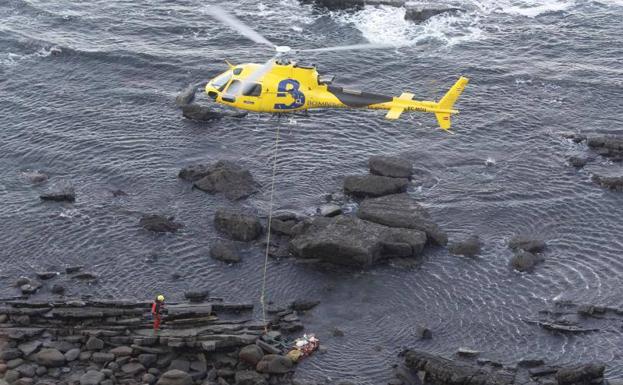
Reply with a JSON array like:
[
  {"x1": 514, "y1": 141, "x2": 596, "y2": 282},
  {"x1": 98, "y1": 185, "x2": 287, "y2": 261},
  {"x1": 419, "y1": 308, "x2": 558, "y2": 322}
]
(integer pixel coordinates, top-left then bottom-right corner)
[{"x1": 435, "y1": 76, "x2": 469, "y2": 131}]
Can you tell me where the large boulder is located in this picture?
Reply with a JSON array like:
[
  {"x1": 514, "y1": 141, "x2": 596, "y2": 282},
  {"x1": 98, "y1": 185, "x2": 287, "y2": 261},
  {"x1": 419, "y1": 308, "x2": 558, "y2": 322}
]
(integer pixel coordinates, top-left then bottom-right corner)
[
  {"x1": 178, "y1": 164, "x2": 211, "y2": 182},
  {"x1": 587, "y1": 136, "x2": 623, "y2": 161},
  {"x1": 508, "y1": 235, "x2": 546, "y2": 253},
  {"x1": 214, "y1": 209, "x2": 263, "y2": 241},
  {"x1": 192, "y1": 160, "x2": 258, "y2": 200},
  {"x1": 235, "y1": 370, "x2": 268, "y2": 385},
  {"x1": 156, "y1": 369, "x2": 193, "y2": 385},
  {"x1": 139, "y1": 215, "x2": 183, "y2": 233},
  {"x1": 290, "y1": 216, "x2": 427, "y2": 266},
  {"x1": 510, "y1": 251, "x2": 543, "y2": 272},
  {"x1": 449, "y1": 235, "x2": 482, "y2": 257},
  {"x1": 255, "y1": 354, "x2": 293, "y2": 374},
  {"x1": 369, "y1": 156, "x2": 413, "y2": 178},
  {"x1": 357, "y1": 194, "x2": 447, "y2": 245},
  {"x1": 210, "y1": 240, "x2": 242, "y2": 263},
  {"x1": 40, "y1": 183, "x2": 75, "y2": 202},
  {"x1": 592, "y1": 174, "x2": 623, "y2": 191},
  {"x1": 239, "y1": 345, "x2": 264, "y2": 366},
  {"x1": 556, "y1": 363, "x2": 605, "y2": 385},
  {"x1": 344, "y1": 175, "x2": 408, "y2": 198},
  {"x1": 34, "y1": 348, "x2": 65, "y2": 367},
  {"x1": 404, "y1": 7, "x2": 462, "y2": 23}
]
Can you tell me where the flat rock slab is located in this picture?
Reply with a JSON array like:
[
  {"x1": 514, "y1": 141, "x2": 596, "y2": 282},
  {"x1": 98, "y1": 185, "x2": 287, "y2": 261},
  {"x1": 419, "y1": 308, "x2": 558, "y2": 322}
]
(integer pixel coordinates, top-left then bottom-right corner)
[
  {"x1": 191, "y1": 160, "x2": 259, "y2": 200},
  {"x1": 290, "y1": 215, "x2": 426, "y2": 266},
  {"x1": 344, "y1": 175, "x2": 408, "y2": 198},
  {"x1": 369, "y1": 156, "x2": 414, "y2": 178},
  {"x1": 357, "y1": 193, "x2": 447, "y2": 245}
]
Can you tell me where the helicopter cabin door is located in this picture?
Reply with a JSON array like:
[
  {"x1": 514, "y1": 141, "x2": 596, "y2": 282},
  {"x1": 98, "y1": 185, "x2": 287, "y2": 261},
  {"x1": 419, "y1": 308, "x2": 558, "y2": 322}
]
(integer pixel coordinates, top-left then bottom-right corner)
[{"x1": 220, "y1": 79, "x2": 263, "y2": 112}]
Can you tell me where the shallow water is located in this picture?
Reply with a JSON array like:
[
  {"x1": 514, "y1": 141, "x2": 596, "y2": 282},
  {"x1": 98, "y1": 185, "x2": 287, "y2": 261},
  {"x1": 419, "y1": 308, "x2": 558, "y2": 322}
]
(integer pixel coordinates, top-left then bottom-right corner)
[{"x1": 1, "y1": 0, "x2": 623, "y2": 383}]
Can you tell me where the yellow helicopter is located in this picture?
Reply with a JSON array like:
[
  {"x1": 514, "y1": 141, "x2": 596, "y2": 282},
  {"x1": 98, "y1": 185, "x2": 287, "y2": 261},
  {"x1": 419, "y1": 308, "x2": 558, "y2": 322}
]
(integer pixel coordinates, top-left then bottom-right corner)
[{"x1": 204, "y1": 6, "x2": 469, "y2": 131}]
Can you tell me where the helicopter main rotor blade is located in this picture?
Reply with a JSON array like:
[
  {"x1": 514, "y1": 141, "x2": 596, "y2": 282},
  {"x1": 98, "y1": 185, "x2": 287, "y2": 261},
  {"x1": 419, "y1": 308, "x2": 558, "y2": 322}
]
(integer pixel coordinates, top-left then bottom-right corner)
[
  {"x1": 299, "y1": 43, "x2": 393, "y2": 53},
  {"x1": 205, "y1": 5, "x2": 275, "y2": 48}
]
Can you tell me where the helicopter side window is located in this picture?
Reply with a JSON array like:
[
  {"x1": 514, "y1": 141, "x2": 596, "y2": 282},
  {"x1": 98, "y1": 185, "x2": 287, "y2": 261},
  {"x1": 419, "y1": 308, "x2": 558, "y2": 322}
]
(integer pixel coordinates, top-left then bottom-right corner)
[
  {"x1": 212, "y1": 72, "x2": 232, "y2": 91},
  {"x1": 224, "y1": 80, "x2": 262, "y2": 97},
  {"x1": 233, "y1": 67, "x2": 243, "y2": 75}
]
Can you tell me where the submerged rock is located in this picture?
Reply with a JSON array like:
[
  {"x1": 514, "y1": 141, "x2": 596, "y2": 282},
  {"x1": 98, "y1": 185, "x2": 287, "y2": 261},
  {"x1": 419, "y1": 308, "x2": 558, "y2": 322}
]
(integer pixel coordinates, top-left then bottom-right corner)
[
  {"x1": 209, "y1": 240, "x2": 242, "y2": 263},
  {"x1": 40, "y1": 183, "x2": 75, "y2": 202},
  {"x1": 139, "y1": 215, "x2": 183, "y2": 233},
  {"x1": 178, "y1": 164, "x2": 211, "y2": 182},
  {"x1": 508, "y1": 235, "x2": 546, "y2": 253},
  {"x1": 568, "y1": 156, "x2": 588, "y2": 168},
  {"x1": 556, "y1": 363, "x2": 605, "y2": 385},
  {"x1": 214, "y1": 209, "x2": 263, "y2": 241},
  {"x1": 300, "y1": 0, "x2": 405, "y2": 9},
  {"x1": 357, "y1": 193, "x2": 447, "y2": 245},
  {"x1": 369, "y1": 155, "x2": 414, "y2": 178},
  {"x1": 592, "y1": 174, "x2": 623, "y2": 191},
  {"x1": 587, "y1": 135, "x2": 623, "y2": 161},
  {"x1": 290, "y1": 215, "x2": 427, "y2": 266},
  {"x1": 404, "y1": 7, "x2": 462, "y2": 23},
  {"x1": 175, "y1": 84, "x2": 198, "y2": 107},
  {"x1": 449, "y1": 235, "x2": 482, "y2": 257},
  {"x1": 22, "y1": 170, "x2": 48, "y2": 184},
  {"x1": 191, "y1": 160, "x2": 259, "y2": 200},
  {"x1": 344, "y1": 175, "x2": 409, "y2": 198},
  {"x1": 510, "y1": 251, "x2": 543, "y2": 272}
]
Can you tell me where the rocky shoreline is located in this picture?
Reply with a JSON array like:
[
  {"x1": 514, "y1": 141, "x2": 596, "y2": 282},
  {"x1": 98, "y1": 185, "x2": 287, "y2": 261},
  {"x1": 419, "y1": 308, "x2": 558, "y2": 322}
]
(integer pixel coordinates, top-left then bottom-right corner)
[{"x1": 0, "y1": 297, "x2": 315, "y2": 385}]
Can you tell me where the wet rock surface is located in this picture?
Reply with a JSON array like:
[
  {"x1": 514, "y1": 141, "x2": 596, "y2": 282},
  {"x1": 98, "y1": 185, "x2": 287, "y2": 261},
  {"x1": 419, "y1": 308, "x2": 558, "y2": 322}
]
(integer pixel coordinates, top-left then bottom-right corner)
[
  {"x1": 139, "y1": 215, "x2": 183, "y2": 233},
  {"x1": 449, "y1": 235, "x2": 482, "y2": 257},
  {"x1": 300, "y1": 0, "x2": 406, "y2": 9},
  {"x1": 399, "y1": 349, "x2": 609, "y2": 385},
  {"x1": 0, "y1": 297, "x2": 310, "y2": 385},
  {"x1": 289, "y1": 215, "x2": 427, "y2": 266},
  {"x1": 368, "y1": 155, "x2": 414, "y2": 178},
  {"x1": 184, "y1": 160, "x2": 259, "y2": 200},
  {"x1": 404, "y1": 7, "x2": 463, "y2": 23},
  {"x1": 344, "y1": 175, "x2": 409, "y2": 198},
  {"x1": 39, "y1": 183, "x2": 75, "y2": 202},
  {"x1": 357, "y1": 193, "x2": 447, "y2": 245},
  {"x1": 509, "y1": 251, "x2": 543, "y2": 272},
  {"x1": 209, "y1": 240, "x2": 242, "y2": 263},
  {"x1": 592, "y1": 174, "x2": 623, "y2": 191},
  {"x1": 587, "y1": 135, "x2": 623, "y2": 161},
  {"x1": 214, "y1": 209, "x2": 263, "y2": 242}
]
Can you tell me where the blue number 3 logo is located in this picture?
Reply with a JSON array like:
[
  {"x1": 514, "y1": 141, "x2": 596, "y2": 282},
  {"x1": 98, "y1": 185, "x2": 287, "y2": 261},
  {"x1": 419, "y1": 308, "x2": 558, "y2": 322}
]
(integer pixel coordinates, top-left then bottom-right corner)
[{"x1": 274, "y1": 79, "x2": 305, "y2": 110}]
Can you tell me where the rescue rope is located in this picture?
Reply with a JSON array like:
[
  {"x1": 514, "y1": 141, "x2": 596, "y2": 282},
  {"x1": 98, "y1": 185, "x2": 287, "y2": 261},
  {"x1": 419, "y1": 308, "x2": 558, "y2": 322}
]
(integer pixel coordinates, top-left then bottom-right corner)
[{"x1": 260, "y1": 123, "x2": 281, "y2": 333}]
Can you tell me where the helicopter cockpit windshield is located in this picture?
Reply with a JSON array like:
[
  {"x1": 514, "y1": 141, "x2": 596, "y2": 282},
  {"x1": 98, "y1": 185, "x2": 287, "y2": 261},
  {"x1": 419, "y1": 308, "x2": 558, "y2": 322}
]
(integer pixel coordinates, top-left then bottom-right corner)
[{"x1": 211, "y1": 71, "x2": 232, "y2": 91}]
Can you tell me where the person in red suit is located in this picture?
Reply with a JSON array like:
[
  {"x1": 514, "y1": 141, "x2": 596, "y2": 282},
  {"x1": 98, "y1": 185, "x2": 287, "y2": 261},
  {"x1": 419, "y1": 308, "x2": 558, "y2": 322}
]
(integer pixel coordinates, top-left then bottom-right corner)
[{"x1": 151, "y1": 295, "x2": 165, "y2": 331}]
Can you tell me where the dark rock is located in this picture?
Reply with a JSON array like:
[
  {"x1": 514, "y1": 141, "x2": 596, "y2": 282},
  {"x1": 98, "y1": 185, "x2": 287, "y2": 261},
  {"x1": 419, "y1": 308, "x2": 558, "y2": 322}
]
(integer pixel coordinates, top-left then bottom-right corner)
[
  {"x1": 568, "y1": 156, "x2": 588, "y2": 168},
  {"x1": 143, "y1": 373, "x2": 157, "y2": 384},
  {"x1": 80, "y1": 370, "x2": 105, "y2": 385},
  {"x1": 178, "y1": 164, "x2": 211, "y2": 182},
  {"x1": 138, "y1": 354, "x2": 158, "y2": 368},
  {"x1": 508, "y1": 236, "x2": 546, "y2": 253},
  {"x1": 357, "y1": 193, "x2": 447, "y2": 245},
  {"x1": 36, "y1": 271, "x2": 58, "y2": 280},
  {"x1": 85, "y1": 336, "x2": 105, "y2": 351},
  {"x1": 92, "y1": 352, "x2": 115, "y2": 363},
  {"x1": 210, "y1": 241, "x2": 242, "y2": 263},
  {"x1": 587, "y1": 136, "x2": 623, "y2": 161},
  {"x1": 404, "y1": 7, "x2": 462, "y2": 23},
  {"x1": 121, "y1": 362, "x2": 145, "y2": 375},
  {"x1": 64, "y1": 348, "x2": 80, "y2": 362},
  {"x1": 562, "y1": 132, "x2": 587, "y2": 143},
  {"x1": 51, "y1": 284, "x2": 66, "y2": 295},
  {"x1": 592, "y1": 174, "x2": 623, "y2": 191},
  {"x1": 301, "y1": 0, "x2": 405, "y2": 9},
  {"x1": 72, "y1": 272, "x2": 98, "y2": 280},
  {"x1": 518, "y1": 358, "x2": 544, "y2": 367},
  {"x1": 168, "y1": 359, "x2": 190, "y2": 372},
  {"x1": 235, "y1": 370, "x2": 268, "y2": 385},
  {"x1": 449, "y1": 235, "x2": 481, "y2": 257},
  {"x1": 510, "y1": 251, "x2": 543, "y2": 272},
  {"x1": 556, "y1": 363, "x2": 605, "y2": 385},
  {"x1": 156, "y1": 369, "x2": 193, "y2": 385},
  {"x1": 291, "y1": 300, "x2": 320, "y2": 311},
  {"x1": 344, "y1": 175, "x2": 409, "y2": 198},
  {"x1": 1, "y1": 348, "x2": 23, "y2": 361},
  {"x1": 183, "y1": 289, "x2": 209, "y2": 302},
  {"x1": 40, "y1": 183, "x2": 76, "y2": 202},
  {"x1": 239, "y1": 345, "x2": 264, "y2": 366},
  {"x1": 176, "y1": 84, "x2": 198, "y2": 107},
  {"x1": 16, "y1": 364, "x2": 36, "y2": 378},
  {"x1": 140, "y1": 214, "x2": 183, "y2": 233},
  {"x1": 111, "y1": 189, "x2": 127, "y2": 197},
  {"x1": 15, "y1": 276, "x2": 31, "y2": 287},
  {"x1": 109, "y1": 346, "x2": 133, "y2": 357},
  {"x1": 18, "y1": 340, "x2": 41, "y2": 356},
  {"x1": 318, "y1": 203, "x2": 342, "y2": 217},
  {"x1": 290, "y1": 216, "x2": 427, "y2": 266},
  {"x1": 369, "y1": 155, "x2": 414, "y2": 178},
  {"x1": 193, "y1": 160, "x2": 258, "y2": 200},
  {"x1": 65, "y1": 266, "x2": 83, "y2": 274},
  {"x1": 182, "y1": 104, "x2": 247, "y2": 122},
  {"x1": 256, "y1": 354, "x2": 293, "y2": 374},
  {"x1": 332, "y1": 328, "x2": 345, "y2": 337},
  {"x1": 34, "y1": 348, "x2": 65, "y2": 367},
  {"x1": 7, "y1": 358, "x2": 23, "y2": 369},
  {"x1": 22, "y1": 170, "x2": 48, "y2": 184},
  {"x1": 269, "y1": 218, "x2": 299, "y2": 236},
  {"x1": 415, "y1": 325, "x2": 432, "y2": 340},
  {"x1": 214, "y1": 209, "x2": 263, "y2": 241}
]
